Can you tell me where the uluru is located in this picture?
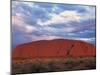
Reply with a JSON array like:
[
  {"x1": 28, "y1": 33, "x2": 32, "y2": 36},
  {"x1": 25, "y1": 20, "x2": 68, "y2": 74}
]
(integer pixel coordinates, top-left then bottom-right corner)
[{"x1": 12, "y1": 39, "x2": 96, "y2": 59}]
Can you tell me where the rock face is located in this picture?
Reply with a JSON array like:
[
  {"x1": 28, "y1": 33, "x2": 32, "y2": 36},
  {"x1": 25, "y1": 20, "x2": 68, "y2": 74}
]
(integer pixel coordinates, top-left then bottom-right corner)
[{"x1": 12, "y1": 39, "x2": 96, "y2": 59}]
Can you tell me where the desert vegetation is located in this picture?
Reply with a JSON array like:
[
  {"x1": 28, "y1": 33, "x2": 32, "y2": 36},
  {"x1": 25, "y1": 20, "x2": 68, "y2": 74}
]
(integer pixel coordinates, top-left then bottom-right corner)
[{"x1": 12, "y1": 57, "x2": 96, "y2": 75}]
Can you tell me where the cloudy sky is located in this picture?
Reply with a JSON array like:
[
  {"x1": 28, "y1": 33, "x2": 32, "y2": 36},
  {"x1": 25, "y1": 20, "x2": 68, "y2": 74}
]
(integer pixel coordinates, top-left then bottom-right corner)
[{"x1": 12, "y1": 1, "x2": 96, "y2": 48}]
